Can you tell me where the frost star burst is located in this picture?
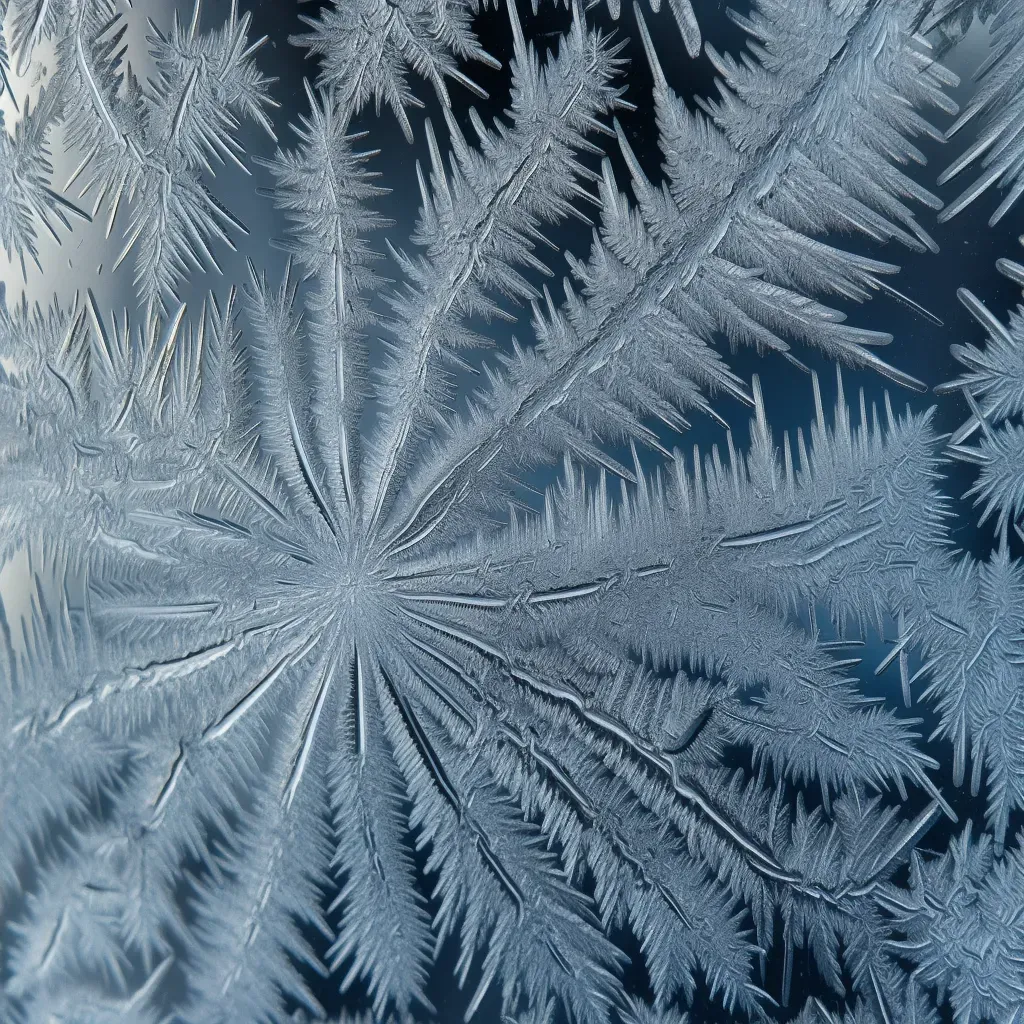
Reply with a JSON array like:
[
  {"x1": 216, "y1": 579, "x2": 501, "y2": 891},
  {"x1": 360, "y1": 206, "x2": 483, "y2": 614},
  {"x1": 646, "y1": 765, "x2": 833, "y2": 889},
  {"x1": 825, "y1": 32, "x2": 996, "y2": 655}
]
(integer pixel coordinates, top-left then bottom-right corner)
[{"x1": 4, "y1": 0, "x2": 1024, "y2": 1023}]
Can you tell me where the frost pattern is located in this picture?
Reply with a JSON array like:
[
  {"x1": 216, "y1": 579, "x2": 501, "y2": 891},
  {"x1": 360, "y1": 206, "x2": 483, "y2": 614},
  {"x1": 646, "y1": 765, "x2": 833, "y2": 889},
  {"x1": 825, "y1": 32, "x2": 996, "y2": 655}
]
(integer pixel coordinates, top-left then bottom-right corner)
[
  {"x1": 935, "y1": 0, "x2": 1024, "y2": 223},
  {"x1": 1, "y1": 1, "x2": 1024, "y2": 1024},
  {"x1": 940, "y1": 263, "x2": 1024, "y2": 534},
  {"x1": 1, "y1": 0, "x2": 275, "y2": 307}
]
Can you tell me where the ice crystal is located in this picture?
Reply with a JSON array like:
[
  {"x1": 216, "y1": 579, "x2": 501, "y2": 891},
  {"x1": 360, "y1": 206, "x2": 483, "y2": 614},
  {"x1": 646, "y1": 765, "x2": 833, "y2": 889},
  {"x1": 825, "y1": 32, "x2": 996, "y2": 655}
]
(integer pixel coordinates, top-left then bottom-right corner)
[
  {"x1": 936, "y1": 0, "x2": 1024, "y2": 224},
  {"x1": 2, "y1": 1, "x2": 1024, "y2": 1023}
]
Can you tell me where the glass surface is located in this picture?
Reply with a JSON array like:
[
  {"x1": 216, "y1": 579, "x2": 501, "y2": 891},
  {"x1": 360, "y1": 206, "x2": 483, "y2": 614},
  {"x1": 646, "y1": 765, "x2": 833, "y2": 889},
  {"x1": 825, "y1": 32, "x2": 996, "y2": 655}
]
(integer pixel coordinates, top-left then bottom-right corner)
[{"x1": 1, "y1": 1, "x2": 1023, "y2": 1022}]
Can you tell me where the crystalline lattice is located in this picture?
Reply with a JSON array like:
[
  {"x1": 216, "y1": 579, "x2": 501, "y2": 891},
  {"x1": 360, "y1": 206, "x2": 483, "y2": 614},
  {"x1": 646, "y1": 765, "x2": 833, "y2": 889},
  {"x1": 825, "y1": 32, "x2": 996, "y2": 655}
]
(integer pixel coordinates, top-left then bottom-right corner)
[{"x1": 2, "y1": 1, "x2": 1024, "y2": 1023}]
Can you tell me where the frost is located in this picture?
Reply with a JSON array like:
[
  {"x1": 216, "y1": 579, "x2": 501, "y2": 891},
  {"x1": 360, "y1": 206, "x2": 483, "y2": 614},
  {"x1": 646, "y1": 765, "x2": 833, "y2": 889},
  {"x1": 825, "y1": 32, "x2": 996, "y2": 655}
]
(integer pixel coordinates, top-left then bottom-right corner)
[
  {"x1": 940, "y1": 268, "x2": 1024, "y2": 534},
  {"x1": 936, "y1": 0, "x2": 1024, "y2": 223},
  {"x1": 3, "y1": 0, "x2": 276, "y2": 306},
  {"x1": 293, "y1": 0, "x2": 500, "y2": 143},
  {"x1": 884, "y1": 824, "x2": 1024, "y2": 1024},
  {"x1": 2, "y1": 1, "x2": 1024, "y2": 1024}
]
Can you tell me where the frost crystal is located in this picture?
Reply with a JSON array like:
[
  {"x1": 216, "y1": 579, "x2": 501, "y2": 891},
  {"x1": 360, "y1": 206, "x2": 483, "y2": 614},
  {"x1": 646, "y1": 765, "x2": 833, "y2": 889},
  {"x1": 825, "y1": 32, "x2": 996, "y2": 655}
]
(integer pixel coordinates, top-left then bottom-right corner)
[{"x1": 2, "y1": 1, "x2": 1024, "y2": 1023}]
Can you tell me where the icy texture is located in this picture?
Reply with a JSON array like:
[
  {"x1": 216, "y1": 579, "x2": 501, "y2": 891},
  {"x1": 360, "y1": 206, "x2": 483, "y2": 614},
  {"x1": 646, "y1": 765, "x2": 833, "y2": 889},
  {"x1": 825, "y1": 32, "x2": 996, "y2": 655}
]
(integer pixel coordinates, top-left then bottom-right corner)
[
  {"x1": 935, "y1": 0, "x2": 1024, "y2": 224},
  {"x1": 1, "y1": 1, "x2": 1024, "y2": 1024},
  {"x1": 940, "y1": 264, "x2": 1024, "y2": 535},
  {"x1": 3, "y1": 0, "x2": 276, "y2": 307}
]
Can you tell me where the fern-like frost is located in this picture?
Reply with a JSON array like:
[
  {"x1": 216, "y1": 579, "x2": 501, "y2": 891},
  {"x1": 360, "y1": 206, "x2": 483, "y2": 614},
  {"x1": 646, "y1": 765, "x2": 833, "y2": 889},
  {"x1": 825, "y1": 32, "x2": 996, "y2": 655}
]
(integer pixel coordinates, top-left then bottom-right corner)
[{"x1": 2, "y1": 2, "x2": 1024, "y2": 1024}]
